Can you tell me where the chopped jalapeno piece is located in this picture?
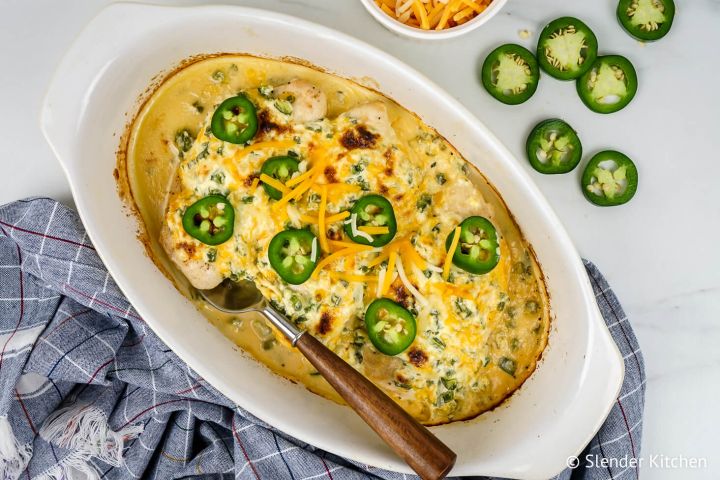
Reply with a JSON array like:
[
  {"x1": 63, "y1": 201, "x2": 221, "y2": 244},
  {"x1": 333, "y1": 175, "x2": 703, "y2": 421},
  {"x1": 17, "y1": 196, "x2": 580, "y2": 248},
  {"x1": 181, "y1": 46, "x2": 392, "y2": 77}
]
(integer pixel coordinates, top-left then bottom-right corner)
[
  {"x1": 617, "y1": 0, "x2": 675, "y2": 41},
  {"x1": 182, "y1": 195, "x2": 235, "y2": 246},
  {"x1": 268, "y1": 229, "x2": 318, "y2": 284},
  {"x1": 344, "y1": 194, "x2": 397, "y2": 247},
  {"x1": 364, "y1": 298, "x2": 417, "y2": 356},
  {"x1": 175, "y1": 129, "x2": 194, "y2": 153},
  {"x1": 274, "y1": 99, "x2": 293, "y2": 115},
  {"x1": 445, "y1": 216, "x2": 500, "y2": 275},
  {"x1": 210, "y1": 95, "x2": 258, "y2": 144},
  {"x1": 498, "y1": 357, "x2": 517, "y2": 376},
  {"x1": 577, "y1": 55, "x2": 638, "y2": 114},
  {"x1": 260, "y1": 156, "x2": 300, "y2": 200},
  {"x1": 526, "y1": 119, "x2": 583, "y2": 174},
  {"x1": 481, "y1": 44, "x2": 539, "y2": 105},
  {"x1": 582, "y1": 150, "x2": 638, "y2": 206},
  {"x1": 537, "y1": 17, "x2": 598, "y2": 80}
]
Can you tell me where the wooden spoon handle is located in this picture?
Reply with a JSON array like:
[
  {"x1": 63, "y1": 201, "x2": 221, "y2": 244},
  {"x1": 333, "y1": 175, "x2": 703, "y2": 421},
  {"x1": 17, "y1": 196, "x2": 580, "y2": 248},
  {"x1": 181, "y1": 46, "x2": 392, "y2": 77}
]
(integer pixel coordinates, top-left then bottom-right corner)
[{"x1": 295, "y1": 333, "x2": 456, "y2": 480}]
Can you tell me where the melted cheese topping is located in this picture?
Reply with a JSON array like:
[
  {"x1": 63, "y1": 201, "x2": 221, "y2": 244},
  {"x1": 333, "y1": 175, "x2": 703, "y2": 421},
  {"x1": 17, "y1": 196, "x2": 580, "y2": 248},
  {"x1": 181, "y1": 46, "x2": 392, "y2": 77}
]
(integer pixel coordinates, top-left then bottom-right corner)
[{"x1": 124, "y1": 55, "x2": 550, "y2": 425}]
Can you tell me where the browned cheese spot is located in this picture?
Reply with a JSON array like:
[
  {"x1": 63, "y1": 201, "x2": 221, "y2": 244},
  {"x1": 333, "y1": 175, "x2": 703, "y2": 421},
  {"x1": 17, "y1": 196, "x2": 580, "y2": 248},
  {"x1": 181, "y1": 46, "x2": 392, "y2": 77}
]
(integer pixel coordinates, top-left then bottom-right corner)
[
  {"x1": 383, "y1": 148, "x2": 394, "y2": 176},
  {"x1": 408, "y1": 348, "x2": 428, "y2": 367},
  {"x1": 257, "y1": 109, "x2": 289, "y2": 136},
  {"x1": 244, "y1": 173, "x2": 260, "y2": 187},
  {"x1": 392, "y1": 284, "x2": 411, "y2": 309},
  {"x1": 177, "y1": 242, "x2": 197, "y2": 258},
  {"x1": 340, "y1": 125, "x2": 378, "y2": 150},
  {"x1": 326, "y1": 228, "x2": 342, "y2": 241},
  {"x1": 318, "y1": 311, "x2": 333, "y2": 335},
  {"x1": 323, "y1": 165, "x2": 338, "y2": 183}
]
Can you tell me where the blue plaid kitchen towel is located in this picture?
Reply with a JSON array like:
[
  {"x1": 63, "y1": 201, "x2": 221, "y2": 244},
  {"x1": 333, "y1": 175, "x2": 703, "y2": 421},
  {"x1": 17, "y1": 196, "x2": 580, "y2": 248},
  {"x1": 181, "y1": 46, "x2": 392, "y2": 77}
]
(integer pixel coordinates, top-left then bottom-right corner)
[{"x1": 0, "y1": 197, "x2": 645, "y2": 480}]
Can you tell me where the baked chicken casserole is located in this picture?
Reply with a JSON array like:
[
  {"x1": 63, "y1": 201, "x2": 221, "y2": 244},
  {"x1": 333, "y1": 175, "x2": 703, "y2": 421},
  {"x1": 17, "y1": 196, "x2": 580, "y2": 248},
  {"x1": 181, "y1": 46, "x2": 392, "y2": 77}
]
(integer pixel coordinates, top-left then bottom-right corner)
[{"x1": 122, "y1": 55, "x2": 549, "y2": 425}]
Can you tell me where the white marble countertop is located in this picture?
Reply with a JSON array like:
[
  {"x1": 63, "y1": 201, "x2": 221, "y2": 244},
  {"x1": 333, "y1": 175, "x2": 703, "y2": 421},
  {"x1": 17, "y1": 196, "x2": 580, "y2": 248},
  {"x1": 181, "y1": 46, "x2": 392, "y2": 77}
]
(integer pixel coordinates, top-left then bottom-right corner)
[{"x1": 2, "y1": 0, "x2": 718, "y2": 478}]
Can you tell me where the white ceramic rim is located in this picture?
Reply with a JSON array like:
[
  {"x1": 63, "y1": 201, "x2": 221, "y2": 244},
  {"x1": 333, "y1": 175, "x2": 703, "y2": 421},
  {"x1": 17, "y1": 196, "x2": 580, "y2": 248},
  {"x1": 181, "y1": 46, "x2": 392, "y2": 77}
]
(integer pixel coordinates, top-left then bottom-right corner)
[
  {"x1": 359, "y1": 0, "x2": 509, "y2": 39},
  {"x1": 40, "y1": 4, "x2": 624, "y2": 478}
]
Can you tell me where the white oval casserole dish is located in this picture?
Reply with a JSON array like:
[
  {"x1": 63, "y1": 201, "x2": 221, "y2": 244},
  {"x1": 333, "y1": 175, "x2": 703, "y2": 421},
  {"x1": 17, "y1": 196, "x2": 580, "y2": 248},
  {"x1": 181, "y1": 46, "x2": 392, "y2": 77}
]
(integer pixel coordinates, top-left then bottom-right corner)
[{"x1": 40, "y1": 4, "x2": 624, "y2": 478}]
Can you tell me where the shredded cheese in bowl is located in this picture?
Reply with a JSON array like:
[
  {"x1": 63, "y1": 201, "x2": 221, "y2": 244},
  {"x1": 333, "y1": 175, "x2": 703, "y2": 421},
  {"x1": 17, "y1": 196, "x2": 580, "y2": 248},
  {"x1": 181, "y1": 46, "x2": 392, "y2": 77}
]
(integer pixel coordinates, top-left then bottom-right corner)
[{"x1": 374, "y1": 0, "x2": 492, "y2": 31}]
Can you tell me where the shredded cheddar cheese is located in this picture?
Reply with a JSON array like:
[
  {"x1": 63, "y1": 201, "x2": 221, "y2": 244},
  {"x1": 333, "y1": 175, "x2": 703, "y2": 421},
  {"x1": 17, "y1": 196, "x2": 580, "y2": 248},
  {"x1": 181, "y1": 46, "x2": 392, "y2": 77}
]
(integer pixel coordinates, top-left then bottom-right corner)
[
  {"x1": 399, "y1": 241, "x2": 428, "y2": 269},
  {"x1": 443, "y1": 226, "x2": 461, "y2": 280},
  {"x1": 328, "y1": 271, "x2": 378, "y2": 283},
  {"x1": 286, "y1": 168, "x2": 316, "y2": 188},
  {"x1": 313, "y1": 246, "x2": 373, "y2": 278},
  {"x1": 299, "y1": 211, "x2": 349, "y2": 225},
  {"x1": 234, "y1": 140, "x2": 295, "y2": 161},
  {"x1": 328, "y1": 239, "x2": 363, "y2": 250},
  {"x1": 318, "y1": 185, "x2": 329, "y2": 252},
  {"x1": 311, "y1": 183, "x2": 361, "y2": 194},
  {"x1": 461, "y1": 0, "x2": 484, "y2": 13},
  {"x1": 249, "y1": 177, "x2": 260, "y2": 193},
  {"x1": 358, "y1": 225, "x2": 390, "y2": 235},
  {"x1": 431, "y1": 281, "x2": 475, "y2": 300},
  {"x1": 381, "y1": 251, "x2": 398, "y2": 295},
  {"x1": 258, "y1": 174, "x2": 291, "y2": 195},
  {"x1": 412, "y1": 0, "x2": 430, "y2": 29},
  {"x1": 396, "y1": 257, "x2": 428, "y2": 306},
  {"x1": 366, "y1": 238, "x2": 405, "y2": 268},
  {"x1": 453, "y1": 6, "x2": 474, "y2": 21},
  {"x1": 273, "y1": 172, "x2": 318, "y2": 212},
  {"x1": 373, "y1": 0, "x2": 490, "y2": 32},
  {"x1": 286, "y1": 149, "x2": 329, "y2": 188}
]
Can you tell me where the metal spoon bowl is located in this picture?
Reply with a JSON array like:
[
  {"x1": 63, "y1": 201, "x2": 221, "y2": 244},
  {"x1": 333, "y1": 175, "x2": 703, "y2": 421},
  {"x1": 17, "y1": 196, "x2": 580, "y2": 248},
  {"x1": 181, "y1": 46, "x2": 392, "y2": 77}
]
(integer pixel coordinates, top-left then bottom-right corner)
[{"x1": 201, "y1": 279, "x2": 301, "y2": 345}]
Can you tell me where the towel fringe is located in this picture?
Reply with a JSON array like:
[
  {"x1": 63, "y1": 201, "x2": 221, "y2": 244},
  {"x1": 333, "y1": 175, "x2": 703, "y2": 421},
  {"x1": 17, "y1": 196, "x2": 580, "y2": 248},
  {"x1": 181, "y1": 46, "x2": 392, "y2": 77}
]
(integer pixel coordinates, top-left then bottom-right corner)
[
  {"x1": 39, "y1": 404, "x2": 143, "y2": 468},
  {"x1": 33, "y1": 448, "x2": 102, "y2": 480},
  {"x1": 0, "y1": 416, "x2": 33, "y2": 480}
]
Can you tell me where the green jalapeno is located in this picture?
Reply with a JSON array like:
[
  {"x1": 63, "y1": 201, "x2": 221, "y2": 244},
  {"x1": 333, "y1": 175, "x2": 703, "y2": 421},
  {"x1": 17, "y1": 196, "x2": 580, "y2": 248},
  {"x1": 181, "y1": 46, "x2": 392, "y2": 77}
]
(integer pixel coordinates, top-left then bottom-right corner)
[
  {"x1": 364, "y1": 298, "x2": 417, "y2": 356},
  {"x1": 268, "y1": 229, "x2": 318, "y2": 284},
  {"x1": 481, "y1": 44, "x2": 539, "y2": 105},
  {"x1": 210, "y1": 95, "x2": 258, "y2": 144},
  {"x1": 537, "y1": 17, "x2": 598, "y2": 80},
  {"x1": 577, "y1": 55, "x2": 638, "y2": 114},
  {"x1": 617, "y1": 0, "x2": 675, "y2": 41},
  {"x1": 446, "y1": 216, "x2": 500, "y2": 275},
  {"x1": 260, "y1": 156, "x2": 300, "y2": 200},
  {"x1": 182, "y1": 195, "x2": 235, "y2": 245},
  {"x1": 526, "y1": 119, "x2": 583, "y2": 174},
  {"x1": 344, "y1": 194, "x2": 397, "y2": 247},
  {"x1": 581, "y1": 150, "x2": 638, "y2": 206}
]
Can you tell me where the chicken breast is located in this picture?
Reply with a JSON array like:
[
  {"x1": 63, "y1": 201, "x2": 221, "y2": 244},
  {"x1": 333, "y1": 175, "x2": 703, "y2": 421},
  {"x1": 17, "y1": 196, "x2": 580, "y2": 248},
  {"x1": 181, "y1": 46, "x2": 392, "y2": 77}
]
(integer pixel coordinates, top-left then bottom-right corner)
[
  {"x1": 160, "y1": 223, "x2": 224, "y2": 290},
  {"x1": 437, "y1": 177, "x2": 493, "y2": 220},
  {"x1": 273, "y1": 79, "x2": 327, "y2": 123},
  {"x1": 339, "y1": 101, "x2": 397, "y2": 141}
]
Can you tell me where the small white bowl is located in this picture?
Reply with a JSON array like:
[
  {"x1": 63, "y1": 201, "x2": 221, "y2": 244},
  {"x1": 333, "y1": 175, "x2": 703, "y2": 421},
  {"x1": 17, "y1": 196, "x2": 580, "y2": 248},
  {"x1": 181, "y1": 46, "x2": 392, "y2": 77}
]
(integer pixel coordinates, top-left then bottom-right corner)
[{"x1": 360, "y1": 0, "x2": 508, "y2": 40}]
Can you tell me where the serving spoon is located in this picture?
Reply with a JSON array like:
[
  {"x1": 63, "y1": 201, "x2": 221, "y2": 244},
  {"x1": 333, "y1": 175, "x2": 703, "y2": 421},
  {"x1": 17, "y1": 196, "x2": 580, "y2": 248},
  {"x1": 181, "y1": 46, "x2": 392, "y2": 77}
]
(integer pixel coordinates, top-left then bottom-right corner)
[{"x1": 200, "y1": 279, "x2": 456, "y2": 480}]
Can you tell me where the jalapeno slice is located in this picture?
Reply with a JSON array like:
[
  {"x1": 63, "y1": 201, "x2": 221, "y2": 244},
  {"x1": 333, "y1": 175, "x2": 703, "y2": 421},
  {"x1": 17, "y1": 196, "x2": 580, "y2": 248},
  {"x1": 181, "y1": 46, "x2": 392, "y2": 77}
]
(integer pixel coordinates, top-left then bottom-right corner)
[
  {"x1": 582, "y1": 150, "x2": 638, "y2": 206},
  {"x1": 445, "y1": 216, "x2": 500, "y2": 275},
  {"x1": 344, "y1": 194, "x2": 397, "y2": 247},
  {"x1": 481, "y1": 44, "x2": 539, "y2": 105},
  {"x1": 526, "y1": 119, "x2": 583, "y2": 174},
  {"x1": 617, "y1": 0, "x2": 675, "y2": 41},
  {"x1": 210, "y1": 95, "x2": 258, "y2": 144},
  {"x1": 268, "y1": 229, "x2": 319, "y2": 284},
  {"x1": 364, "y1": 298, "x2": 417, "y2": 356},
  {"x1": 260, "y1": 156, "x2": 300, "y2": 200},
  {"x1": 577, "y1": 55, "x2": 638, "y2": 114},
  {"x1": 537, "y1": 17, "x2": 598, "y2": 80},
  {"x1": 182, "y1": 195, "x2": 235, "y2": 246}
]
